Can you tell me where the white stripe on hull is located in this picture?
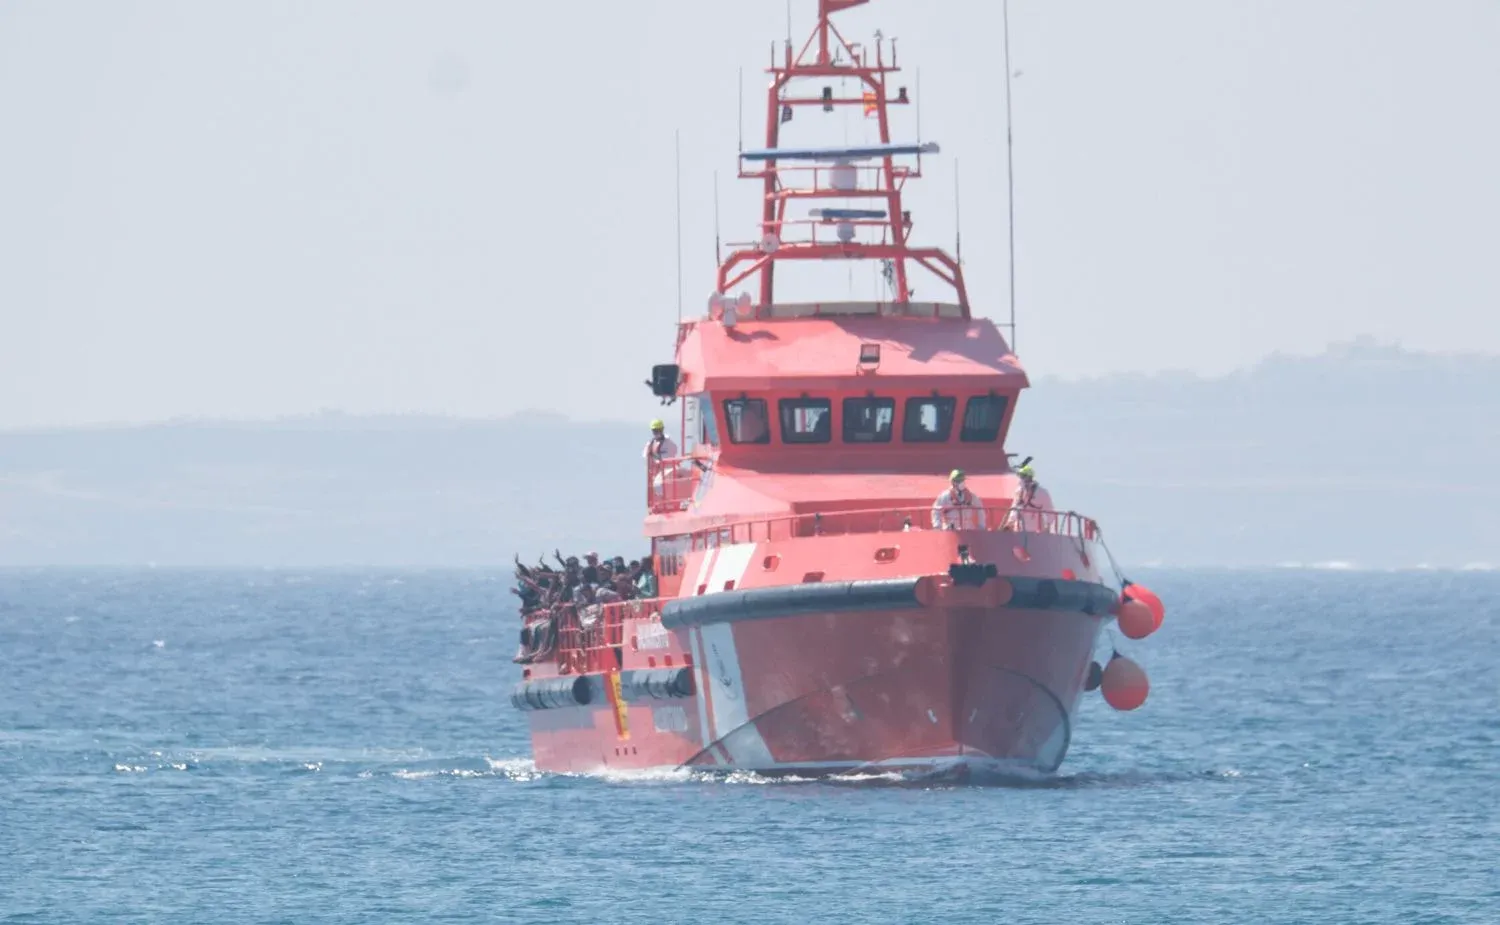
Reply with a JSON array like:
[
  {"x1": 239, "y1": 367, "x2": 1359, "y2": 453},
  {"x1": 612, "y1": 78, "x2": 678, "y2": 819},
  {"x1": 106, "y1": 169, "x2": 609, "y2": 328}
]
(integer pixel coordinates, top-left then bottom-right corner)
[
  {"x1": 683, "y1": 547, "x2": 722, "y2": 763},
  {"x1": 683, "y1": 543, "x2": 761, "y2": 766},
  {"x1": 698, "y1": 621, "x2": 776, "y2": 767},
  {"x1": 689, "y1": 547, "x2": 718, "y2": 596},
  {"x1": 686, "y1": 626, "x2": 719, "y2": 765},
  {"x1": 704, "y1": 542, "x2": 757, "y2": 593}
]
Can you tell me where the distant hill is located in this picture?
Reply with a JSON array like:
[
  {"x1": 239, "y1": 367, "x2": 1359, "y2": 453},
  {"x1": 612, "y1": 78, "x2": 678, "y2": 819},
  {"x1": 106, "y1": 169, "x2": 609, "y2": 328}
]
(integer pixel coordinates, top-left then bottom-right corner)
[
  {"x1": 0, "y1": 412, "x2": 649, "y2": 568},
  {"x1": 1010, "y1": 338, "x2": 1498, "y2": 569},
  {"x1": 2, "y1": 340, "x2": 1495, "y2": 568}
]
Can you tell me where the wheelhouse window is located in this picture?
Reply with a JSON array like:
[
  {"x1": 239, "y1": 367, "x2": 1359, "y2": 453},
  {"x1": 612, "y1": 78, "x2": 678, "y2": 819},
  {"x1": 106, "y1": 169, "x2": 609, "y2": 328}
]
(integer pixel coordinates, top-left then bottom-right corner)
[
  {"x1": 902, "y1": 396, "x2": 956, "y2": 442},
  {"x1": 778, "y1": 398, "x2": 832, "y2": 444},
  {"x1": 960, "y1": 394, "x2": 1008, "y2": 442},
  {"x1": 722, "y1": 398, "x2": 770, "y2": 444},
  {"x1": 843, "y1": 397, "x2": 895, "y2": 443}
]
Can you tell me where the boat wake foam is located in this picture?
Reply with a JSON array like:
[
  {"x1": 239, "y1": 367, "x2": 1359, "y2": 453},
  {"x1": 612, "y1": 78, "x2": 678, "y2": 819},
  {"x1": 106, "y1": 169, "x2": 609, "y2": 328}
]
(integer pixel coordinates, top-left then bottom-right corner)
[
  {"x1": 458, "y1": 759, "x2": 1251, "y2": 790},
  {"x1": 97, "y1": 748, "x2": 1247, "y2": 791}
]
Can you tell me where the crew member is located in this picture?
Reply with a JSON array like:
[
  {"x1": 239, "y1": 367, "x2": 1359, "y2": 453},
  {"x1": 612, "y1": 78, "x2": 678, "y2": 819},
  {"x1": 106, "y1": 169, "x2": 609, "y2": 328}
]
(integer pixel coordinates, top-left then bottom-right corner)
[
  {"x1": 931, "y1": 469, "x2": 986, "y2": 531},
  {"x1": 643, "y1": 419, "x2": 681, "y2": 505},
  {"x1": 1003, "y1": 464, "x2": 1045, "y2": 532},
  {"x1": 643, "y1": 419, "x2": 679, "y2": 463}
]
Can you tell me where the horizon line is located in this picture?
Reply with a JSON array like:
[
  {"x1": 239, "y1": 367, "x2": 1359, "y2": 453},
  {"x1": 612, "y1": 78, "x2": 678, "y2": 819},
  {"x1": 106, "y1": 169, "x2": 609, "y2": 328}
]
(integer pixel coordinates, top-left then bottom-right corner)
[
  {"x1": 3, "y1": 336, "x2": 1494, "y2": 436},
  {"x1": 0, "y1": 562, "x2": 1493, "y2": 573}
]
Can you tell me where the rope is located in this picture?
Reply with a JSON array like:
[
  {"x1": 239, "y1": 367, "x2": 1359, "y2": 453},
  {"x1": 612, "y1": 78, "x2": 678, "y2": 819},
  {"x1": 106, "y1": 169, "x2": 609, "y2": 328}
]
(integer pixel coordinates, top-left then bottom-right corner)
[
  {"x1": 1095, "y1": 527, "x2": 1130, "y2": 592},
  {"x1": 1091, "y1": 529, "x2": 1132, "y2": 663}
]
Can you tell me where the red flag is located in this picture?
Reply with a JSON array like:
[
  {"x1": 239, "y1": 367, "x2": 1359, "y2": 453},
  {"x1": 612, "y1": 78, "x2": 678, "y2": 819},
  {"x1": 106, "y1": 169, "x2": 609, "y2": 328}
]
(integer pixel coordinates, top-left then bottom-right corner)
[{"x1": 862, "y1": 91, "x2": 878, "y2": 117}]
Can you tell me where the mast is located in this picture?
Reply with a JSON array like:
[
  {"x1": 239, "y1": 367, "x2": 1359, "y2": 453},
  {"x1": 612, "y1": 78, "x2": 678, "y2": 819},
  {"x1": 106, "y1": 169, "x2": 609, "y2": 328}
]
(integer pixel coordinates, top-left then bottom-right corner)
[
  {"x1": 714, "y1": 0, "x2": 969, "y2": 318},
  {"x1": 1001, "y1": 0, "x2": 1017, "y2": 350},
  {"x1": 675, "y1": 129, "x2": 683, "y2": 324}
]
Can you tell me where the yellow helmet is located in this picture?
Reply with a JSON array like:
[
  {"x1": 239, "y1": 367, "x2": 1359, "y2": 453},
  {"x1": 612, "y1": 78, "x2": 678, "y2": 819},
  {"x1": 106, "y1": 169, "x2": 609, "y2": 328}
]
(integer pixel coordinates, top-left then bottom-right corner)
[
  {"x1": 649, "y1": 419, "x2": 665, "y2": 431},
  {"x1": 1018, "y1": 464, "x2": 1035, "y2": 480},
  {"x1": 949, "y1": 468, "x2": 966, "y2": 482}
]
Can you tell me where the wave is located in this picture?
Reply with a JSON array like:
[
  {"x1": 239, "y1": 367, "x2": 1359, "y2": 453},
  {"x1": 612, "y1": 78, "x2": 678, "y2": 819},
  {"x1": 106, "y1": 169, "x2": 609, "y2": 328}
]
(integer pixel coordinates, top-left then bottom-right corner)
[
  {"x1": 1256, "y1": 561, "x2": 1498, "y2": 573},
  {"x1": 462, "y1": 759, "x2": 1251, "y2": 791},
  {"x1": 99, "y1": 748, "x2": 1251, "y2": 791}
]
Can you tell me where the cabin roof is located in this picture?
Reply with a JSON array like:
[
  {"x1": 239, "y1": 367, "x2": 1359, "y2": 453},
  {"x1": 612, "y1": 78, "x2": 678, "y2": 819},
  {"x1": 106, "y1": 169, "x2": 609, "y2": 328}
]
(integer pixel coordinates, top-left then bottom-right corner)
[{"x1": 678, "y1": 316, "x2": 1029, "y2": 392}]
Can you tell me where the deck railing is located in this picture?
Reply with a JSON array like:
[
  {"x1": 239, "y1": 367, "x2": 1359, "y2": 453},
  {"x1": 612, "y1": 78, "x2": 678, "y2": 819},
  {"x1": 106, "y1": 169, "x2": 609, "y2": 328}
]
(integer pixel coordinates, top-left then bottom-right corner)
[
  {"x1": 646, "y1": 456, "x2": 704, "y2": 514},
  {"x1": 531, "y1": 502, "x2": 1097, "y2": 671},
  {"x1": 545, "y1": 598, "x2": 666, "y2": 674},
  {"x1": 525, "y1": 505, "x2": 1100, "y2": 673},
  {"x1": 681, "y1": 505, "x2": 1100, "y2": 550},
  {"x1": 646, "y1": 456, "x2": 1100, "y2": 544}
]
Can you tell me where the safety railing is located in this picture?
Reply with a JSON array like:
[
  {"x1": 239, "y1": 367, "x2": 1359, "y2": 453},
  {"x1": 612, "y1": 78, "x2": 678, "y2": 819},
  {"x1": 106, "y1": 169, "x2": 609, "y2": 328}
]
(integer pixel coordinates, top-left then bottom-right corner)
[
  {"x1": 683, "y1": 505, "x2": 1101, "y2": 551},
  {"x1": 525, "y1": 508, "x2": 1098, "y2": 673},
  {"x1": 738, "y1": 160, "x2": 918, "y2": 188},
  {"x1": 550, "y1": 598, "x2": 666, "y2": 674},
  {"x1": 646, "y1": 456, "x2": 705, "y2": 515}
]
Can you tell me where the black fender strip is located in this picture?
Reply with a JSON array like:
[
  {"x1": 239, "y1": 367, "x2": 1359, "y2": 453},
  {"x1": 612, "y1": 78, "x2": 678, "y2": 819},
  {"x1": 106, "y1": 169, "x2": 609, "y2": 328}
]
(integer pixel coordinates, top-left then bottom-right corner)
[
  {"x1": 509, "y1": 674, "x2": 595, "y2": 712},
  {"x1": 659, "y1": 575, "x2": 1117, "y2": 629},
  {"x1": 659, "y1": 577, "x2": 924, "y2": 630},
  {"x1": 619, "y1": 667, "x2": 696, "y2": 702},
  {"x1": 1005, "y1": 576, "x2": 1119, "y2": 615}
]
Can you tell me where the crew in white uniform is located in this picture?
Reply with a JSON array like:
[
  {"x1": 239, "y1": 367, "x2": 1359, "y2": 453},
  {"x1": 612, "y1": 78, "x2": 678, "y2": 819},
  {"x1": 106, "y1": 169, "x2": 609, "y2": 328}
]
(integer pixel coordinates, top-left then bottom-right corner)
[
  {"x1": 931, "y1": 468, "x2": 986, "y2": 530},
  {"x1": 644, "y1": 419, "x2": 681, "y2": 503},
  {"x1": 643, "y1": 419, "x2": 678, "y2": 463},
  {"x1": 1003, "y1": 464, "x2": 1045, "y2": 532}
]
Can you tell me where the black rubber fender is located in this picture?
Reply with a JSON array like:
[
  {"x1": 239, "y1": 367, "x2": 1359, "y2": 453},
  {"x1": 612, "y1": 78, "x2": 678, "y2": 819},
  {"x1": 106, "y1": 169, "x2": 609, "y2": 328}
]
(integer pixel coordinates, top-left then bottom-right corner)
[
  {"x1": 658, "y1": 574, "x2": 1117, "y2": 629},
  {"x1": 619, "y1": 667, "x2": 697, "y2": 702},
  {"x1": 660, "y1": 577, "x2": 924, "y2": 629},
  {"x1": 509, "y1": 674, "x2": 593, "y2": 711}
]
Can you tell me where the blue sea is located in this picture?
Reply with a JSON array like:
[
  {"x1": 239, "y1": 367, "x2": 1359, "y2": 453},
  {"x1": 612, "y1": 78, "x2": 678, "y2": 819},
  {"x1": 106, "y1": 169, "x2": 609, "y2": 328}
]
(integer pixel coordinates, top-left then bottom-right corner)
[{"x1": 1, "y1": 568, "x2": 1496, "y2": 923}]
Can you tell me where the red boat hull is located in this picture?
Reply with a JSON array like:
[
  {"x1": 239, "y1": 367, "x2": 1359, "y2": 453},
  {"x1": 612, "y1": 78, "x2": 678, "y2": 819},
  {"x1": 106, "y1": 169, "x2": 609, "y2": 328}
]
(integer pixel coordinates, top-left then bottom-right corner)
[
  {"x1": 681, "y1": 604, "x2": 1100, "y2": 776},
  {"x1": 517, "y1": 532, "x2": 1113, "y2": 778}
]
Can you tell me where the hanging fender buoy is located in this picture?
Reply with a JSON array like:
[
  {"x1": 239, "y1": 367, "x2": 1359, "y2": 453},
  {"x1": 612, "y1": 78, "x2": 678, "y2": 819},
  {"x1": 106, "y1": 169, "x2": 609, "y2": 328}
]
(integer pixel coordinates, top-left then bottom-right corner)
[
  {"x1": 1100, "y1": 654, "x2": 1149, "y2": 711},
  {"x1": 1116, "y1": 599, "x2": 1157, "y2": 639},
  {"x1": 1084, "y1": 661, "x2": 1103, "y2": 692},
  {"x1": 1122, "y1": 582, "x2": 1165, "y2": 630}
]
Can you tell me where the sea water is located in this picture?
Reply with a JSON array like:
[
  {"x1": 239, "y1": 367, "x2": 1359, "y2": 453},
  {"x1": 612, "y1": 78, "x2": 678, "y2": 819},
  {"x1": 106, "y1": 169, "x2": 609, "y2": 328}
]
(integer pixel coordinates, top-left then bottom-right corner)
[{"x1": 1, "y1": 568, "x2": 1495, "y2": 923}]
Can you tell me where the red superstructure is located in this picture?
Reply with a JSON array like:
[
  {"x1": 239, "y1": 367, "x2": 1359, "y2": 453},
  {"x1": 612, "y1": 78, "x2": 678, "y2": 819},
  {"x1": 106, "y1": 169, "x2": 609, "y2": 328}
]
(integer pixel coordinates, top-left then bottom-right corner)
[{"x1": 509, "y1": 0, "x2": 1163, "y2": 780}]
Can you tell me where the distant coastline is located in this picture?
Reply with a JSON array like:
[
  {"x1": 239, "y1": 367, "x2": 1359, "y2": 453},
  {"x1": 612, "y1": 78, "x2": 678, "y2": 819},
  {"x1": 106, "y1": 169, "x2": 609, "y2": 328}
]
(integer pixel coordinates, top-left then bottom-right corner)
[{"x1": 3, "y1": 341, "x2": 1495, "y2": 568}]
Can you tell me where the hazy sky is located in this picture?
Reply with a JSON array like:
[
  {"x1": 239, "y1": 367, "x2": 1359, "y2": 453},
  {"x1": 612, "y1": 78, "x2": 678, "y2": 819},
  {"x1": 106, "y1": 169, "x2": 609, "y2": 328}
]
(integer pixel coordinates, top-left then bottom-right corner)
[{"x1": 2, "y1": 0, "x2": 1497, "y2": 429}]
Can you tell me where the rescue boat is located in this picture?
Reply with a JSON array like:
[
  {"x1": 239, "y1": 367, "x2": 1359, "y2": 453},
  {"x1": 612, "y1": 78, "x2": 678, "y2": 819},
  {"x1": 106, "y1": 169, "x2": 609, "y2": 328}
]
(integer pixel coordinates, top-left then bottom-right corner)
[{"x1": 509, "y1": 0, "x2": 1163, "y2": 780}]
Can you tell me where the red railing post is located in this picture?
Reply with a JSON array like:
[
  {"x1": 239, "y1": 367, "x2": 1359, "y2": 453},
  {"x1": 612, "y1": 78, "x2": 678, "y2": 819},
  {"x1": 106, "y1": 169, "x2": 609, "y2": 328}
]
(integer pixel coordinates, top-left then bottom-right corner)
[{"x1": 658, "y1": 503, "x2": 1101, "y2": 559}]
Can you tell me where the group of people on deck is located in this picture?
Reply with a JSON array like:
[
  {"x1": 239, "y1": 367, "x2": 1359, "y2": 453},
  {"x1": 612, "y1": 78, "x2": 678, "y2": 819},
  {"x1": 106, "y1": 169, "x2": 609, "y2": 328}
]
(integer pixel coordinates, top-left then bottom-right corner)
[
  {"x1": 510, "y1": 551, "x2": 657, "y2": 619},
  {"x1": 513, "y1": 465, "x2": 1034, "y2": 612},
  {"x1": 510, "y1": 552, "x2": 657, "y2": 664},
  {"x1": 509, "y1": 460, "x2": 1040, "y2": 662}
]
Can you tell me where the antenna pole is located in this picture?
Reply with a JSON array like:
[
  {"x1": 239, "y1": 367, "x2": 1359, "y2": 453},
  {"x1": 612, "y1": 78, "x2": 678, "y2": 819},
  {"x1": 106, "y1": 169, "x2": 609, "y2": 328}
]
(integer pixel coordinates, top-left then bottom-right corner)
[
  {"x1": 713, "y1": 170, "x2": 722, "y2": 266},
  {"x1": 954, "y1": 159, "x2": 962, "y2": 265},
  {"x1": 915, "y1": 66, "x2": 922, "y2": 142},
  {"x1": 675, "y1": 129, "x2": 683, "y2": 323},
  {"x1": 1002, "y1": 0, "x2": 1017, "y2": 350}
]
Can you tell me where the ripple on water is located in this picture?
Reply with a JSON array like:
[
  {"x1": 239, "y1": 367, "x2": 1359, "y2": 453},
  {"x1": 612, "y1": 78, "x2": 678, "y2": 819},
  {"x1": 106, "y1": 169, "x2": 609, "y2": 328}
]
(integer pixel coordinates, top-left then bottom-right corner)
[{"x1": 1, "y1": 567, "x2": 1495, "y2": 924}]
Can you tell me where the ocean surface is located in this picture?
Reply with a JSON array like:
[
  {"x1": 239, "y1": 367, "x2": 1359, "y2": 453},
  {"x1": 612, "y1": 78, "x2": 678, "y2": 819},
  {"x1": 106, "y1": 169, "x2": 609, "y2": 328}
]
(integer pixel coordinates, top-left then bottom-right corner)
[{"x1": 1, "y1": 567, "x2": 1496, "y2": 924}]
